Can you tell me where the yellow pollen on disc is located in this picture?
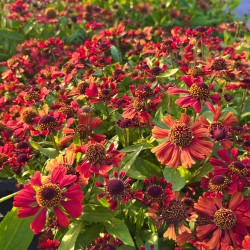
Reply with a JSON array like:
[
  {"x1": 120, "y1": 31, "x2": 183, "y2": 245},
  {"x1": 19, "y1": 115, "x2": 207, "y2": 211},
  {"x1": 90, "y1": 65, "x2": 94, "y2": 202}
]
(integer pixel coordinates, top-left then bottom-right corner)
[
  {"x1": 85, "y1": 143, "x2": 107, "y2": 164},
  {"x1": 169, "y1": 123, "x2": 193, "y2": 147},
  {"x1": 214, "y1": 208, "x2": 237, "y2": 230},
  {"x1": 189, "y1": 83, "x2": 210, "y2": 100},
  {"x1": 36, "y1": 183, "x2": 62, "y2": 208}
]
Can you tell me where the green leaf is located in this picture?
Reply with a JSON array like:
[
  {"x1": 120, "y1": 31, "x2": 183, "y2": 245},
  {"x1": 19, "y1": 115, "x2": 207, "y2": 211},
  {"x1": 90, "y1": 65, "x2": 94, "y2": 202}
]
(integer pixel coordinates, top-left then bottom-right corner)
[
  {"x1": 229, "y1": 0, "x2": 241, "y2": 11},
  {"x1": 157, "y1": 68, "x2": 179, "y2": 78},
  {"x1": 120, "y1": 142, "x2": 152, "y2": 153},
  {"x1": 75, "y1": 223, "x2": 101, "y2": 248},
  {"x1": 127, "y1": 157, "x2": 162, "y2": 180},
  {"x1": 38, "y1": 147, "x2": 58, "y2": 159},
  {"x1": 80, "y1": 205, "x2": 114, "y2": 222},
  {"x1": 152, "y1": 121, "x2": 169, "y2": 130},
  {"x1": 154, "y1": 107, "x2": 164, "y2": 121},
  {"x1": 58, "y1": 220, "x2": 83, "y2": 250},
  {"x1": 120, "y1": 146, "x2": 143, "y2": 172},
  {"x1": 111, "y1": 45, "x2": 122, "y2": 63},
  {"x1": 105, "y1": 218, "x2": 134, "y2": 246},
  {"x1": 73, "y1": 133, "x2": 80, "y2": 148},
  {"x1": 163, "y1": 167, "x2": 186, "y2": 191},
  {"x1": 29, "y1": 140, "x2": 39, "y2": 150},
  {"x1": 0, "y1": 29, "x2": 23, "y2": 41},
  {"x1": 0, "y1": 207, "x2": 34, "y2": 250}
]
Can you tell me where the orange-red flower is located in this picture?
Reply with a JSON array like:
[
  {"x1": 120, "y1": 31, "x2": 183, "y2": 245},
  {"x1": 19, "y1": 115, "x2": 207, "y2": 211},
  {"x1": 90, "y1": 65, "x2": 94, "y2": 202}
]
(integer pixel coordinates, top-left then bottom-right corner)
[
  {"x1": 194, "y1": 192, "x2": 250, "y2": 250},
  {"x1": 152, "y1": 113, "x2": 213, "y2": 168}
]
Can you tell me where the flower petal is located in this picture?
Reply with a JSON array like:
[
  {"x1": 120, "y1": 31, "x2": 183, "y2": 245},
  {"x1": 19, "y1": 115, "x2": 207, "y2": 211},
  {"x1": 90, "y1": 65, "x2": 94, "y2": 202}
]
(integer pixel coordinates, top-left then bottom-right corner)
[
  {"x1": 60, "y1": 200, "x2": 83, "y2": 218},
  {"x1": 54, "y1": 206, "x2": 70, "y2": 227},
  {"x1": 30, "y1": 208, "x2": 47, "y2": 234}
]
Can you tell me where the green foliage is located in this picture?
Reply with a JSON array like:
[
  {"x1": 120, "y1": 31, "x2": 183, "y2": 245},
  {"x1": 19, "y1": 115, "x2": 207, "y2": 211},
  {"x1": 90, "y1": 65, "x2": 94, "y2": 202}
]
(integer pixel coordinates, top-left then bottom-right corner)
[
  {"x1": 163, "y1": 167, "x2": 186, "y2": 191},
  {"x1": 0, "y1": 207, "x2": 34, "y2": 250}
]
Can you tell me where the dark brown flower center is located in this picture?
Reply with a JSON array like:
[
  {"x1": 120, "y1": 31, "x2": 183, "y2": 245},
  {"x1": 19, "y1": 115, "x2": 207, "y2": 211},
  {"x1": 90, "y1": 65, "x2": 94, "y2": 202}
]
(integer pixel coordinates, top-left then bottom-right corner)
[
  {"x1": 162, "y1": 200, "x2": 186, "y2": 224},
  {"x1": 16, "y1": 154, "x2": 28, "y2": 164},
  {"x1": 78, "y1": 81, "x2": 89, "y2": 95},
  {"x1": 16, "y1": 141, "x2": 30, "y2": 150},
  {"x1": 58, "y1": 163, "x2": 76, "y2": 175},
  {"x1": 211, "y1": 58, "x2": 227, "y2": 71},
  {"x1": 45, "y1": 8, "x2": 57, "y2": 19},
  {"x1": 209, "y1": 175, "x2": 228, "y2": 191},
  {"x1": 208, "y1": 121, "x2": 223, "y2": 131},
  {"x1": 98, "y1": 89, "x2": 113, "y2": 101},
  {"x1": 106, "y1": 179, "x2": 125, "y2": 196},
  {"x1": 146, "y1": 185, "x2": 164, "y2": 202},
  {"x1": 135, "y1": 86, "x2": 153, "y2": 99},
  {"x1": 38, "y1": 115, "x2": 58, "y2": 131},
  {"x1": 214, "y1": 208, "x2": 237, "y2": 230},
  {"x1": 182, "y1": 198, "x2": 195, "y2": 210},
  {"x1": 189, "y1": 83, "x2": 210, "y2": 100},
  {"x1": 58, "y1": 106, "x2": 75, "y2": 118},
  {"x1": 85, "y1": 143, "x2": 106, "y2": 164},
  {"x1": 62, "y1": 62, "x2": 75, "y2": 75},
  {"x1": 228, "y1": 162, "x2": 248, "y2": 178},
  {"x1": 36, "y1": 183, "x2": 62, "y2": 208},
  {"x1": 133, "y1": 98, "x2": 147, "y2": 111},
  {"x1": 150, "y1": 66, "x2": 162, "y2": 76},
  {"x1": 76, "y1": 124, "x2": 90, "y2": 140},
  {"x1": 21, "y1": 109, "x2": 37, "y2": 125},
  {"x1": 23, "y1": 91, "x2": 40, "y2": 102},
  {"x1": 187, "y1": 67, "x2": 203, "y2": 77},
  {"x1": 169, "y1": 123, "x2": 193, "y2": 147}
]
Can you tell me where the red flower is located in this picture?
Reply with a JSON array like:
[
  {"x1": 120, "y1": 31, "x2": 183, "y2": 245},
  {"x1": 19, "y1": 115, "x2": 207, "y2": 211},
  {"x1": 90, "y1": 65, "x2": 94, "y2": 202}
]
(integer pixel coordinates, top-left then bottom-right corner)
[
  {"x1": 168, "y1": 75, "x2": 220, "y2": 113},
  {"x1": 152, "y1": 113, "x2": 214, "y2": 168},
  {"x1": 52, "y1": 54, "x2": 83, "y2": 84},
  {"x1": 210, "y1": 148, "x2": 250, "y2": 192},
  {"x1": 142, "y1": 175, "x2": 173, "y2": 205},
  {"x1": 96, "y1": 171, "x2": 134, "y2": 211},
  {"x1": 194, "y1": 192, "x2": 250, "y2": 250},
  {"x1": 200, "y1": 106, "x2": 238, "y2": 149},
  {"x1": 75, "y1": 140, "x2": 125, "y2": 178},
  {"x1": 14, "y1": 167, "x2": 84, "y2": 234},
  {"x1": 59, "y1": 113, "x2": 105, "y2": 146}
]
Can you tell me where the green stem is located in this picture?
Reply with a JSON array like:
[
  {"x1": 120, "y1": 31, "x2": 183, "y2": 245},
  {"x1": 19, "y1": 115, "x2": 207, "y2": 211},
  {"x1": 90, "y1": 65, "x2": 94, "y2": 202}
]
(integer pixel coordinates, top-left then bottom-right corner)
[
  {"x1": 201, "y1": 38, "x2": 204, "y2": 62},
  {"x1": 50, "y1": 133, "x2": 59, "y2": 155},
  {"x1": 85, "y1": 174, "x2": 96, "y2": 203},
  {"x1": 238, "y1": 89, "x2": 247, "y2": 121},
  {"x1": 167, "y1": 94, "x2": 171, "y2": 115},
  {"x1": 124, "y1": 128, "x2": 129, "y2": 147},
  {"x1": 0, "y1": 191, "x2": 19, "y2": 203}
]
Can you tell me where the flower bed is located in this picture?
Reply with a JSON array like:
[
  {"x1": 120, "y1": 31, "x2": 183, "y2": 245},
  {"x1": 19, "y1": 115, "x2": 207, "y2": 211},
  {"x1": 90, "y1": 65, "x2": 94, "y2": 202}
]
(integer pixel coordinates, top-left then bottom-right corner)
[{"x1": 0, "y1": 0, "x2": 249, "y2": 249}]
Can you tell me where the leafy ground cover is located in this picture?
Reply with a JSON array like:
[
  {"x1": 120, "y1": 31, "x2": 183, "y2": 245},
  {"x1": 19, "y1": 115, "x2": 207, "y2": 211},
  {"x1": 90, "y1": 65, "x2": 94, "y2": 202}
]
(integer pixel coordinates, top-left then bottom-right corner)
[{"x1": 0, "y1": 0, "x2": 249, "y2": 249}]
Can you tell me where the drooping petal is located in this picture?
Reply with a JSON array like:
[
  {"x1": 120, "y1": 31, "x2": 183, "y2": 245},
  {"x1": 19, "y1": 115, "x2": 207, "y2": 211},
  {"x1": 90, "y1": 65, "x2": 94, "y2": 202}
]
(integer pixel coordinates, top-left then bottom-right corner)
[
  {"x1": 59, "y1": 174, "x2": 77, "y2": 188},
  {"x1": 229, "y1": 192, "x2": 244, "y2": 210},
  {"x1": 230, "y1": 148, "x2": 238, "y2": 162},
  {"x1": 152, "y1": 126, "x2": 169, "y2": 138},
  {"x1": 51, "y1": 166, "x2": 67, "y2": 184},
  {"x1": 181, "y1": 147, "x2": 195, "y2": 168},
  {"x1": 162, "y1": 115, "x2": 176, "y2": 127},
  {"x1": 62, "y1": 184, "x2": 84, "y2": 201},
  {"x1": 31, "y1": 171, "x2": 42, "y2": 187},
  {"x1": 180, "y1": 113, "x2": 191, "y2": 125},
  {"x1": 163, "y1": 224, "x2": 176, "y2": 240},
  {"x1": 17, "y1": 205, "x2": 40, "y2": 218},
  {"x1": 30, "y1": 208, "x2": 47, "y2": 234},
  {"x1": 54, "y1": 206, "x2": 70, "y2": 227},
  {"x1": 217, "y1": 149, "x2": 232, "y2": 163},
  {"x1": 89, "y1": 117, "x2": 102, "y2": 130},
  {"x1": 60, "y1": 200, "x2": 83, "y2": 218}
]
